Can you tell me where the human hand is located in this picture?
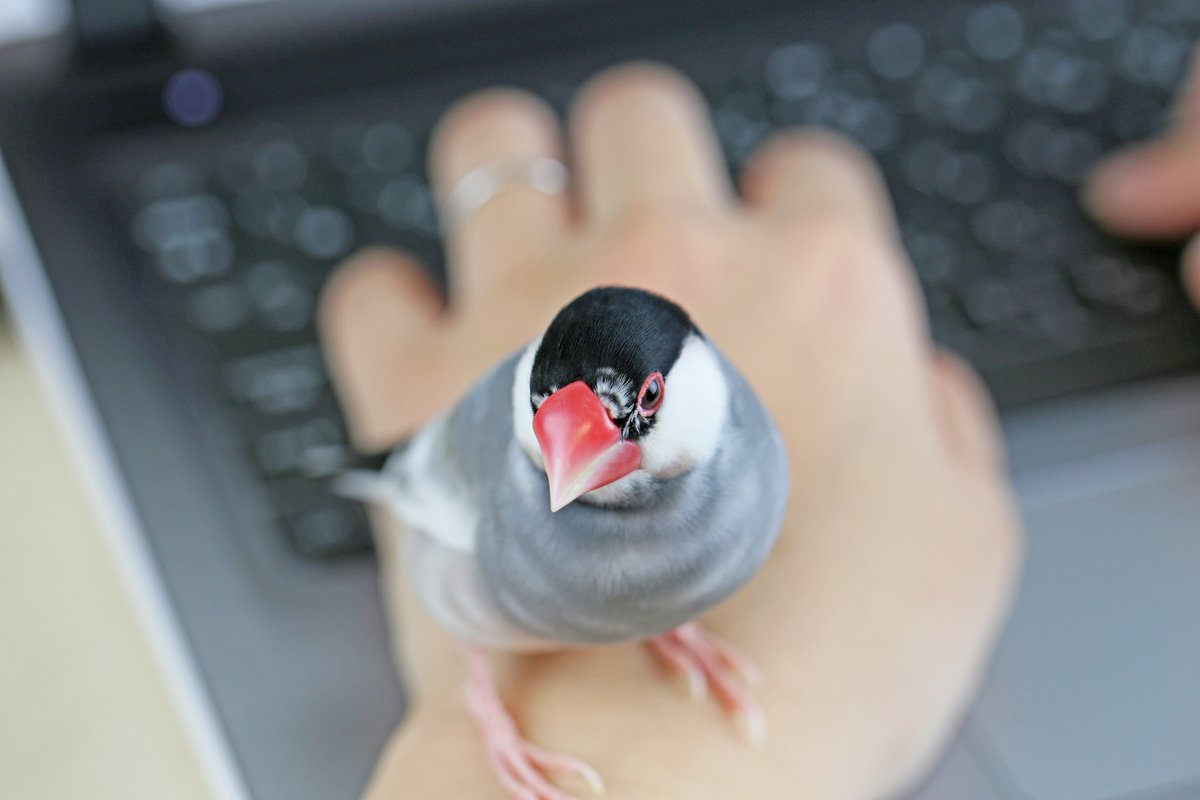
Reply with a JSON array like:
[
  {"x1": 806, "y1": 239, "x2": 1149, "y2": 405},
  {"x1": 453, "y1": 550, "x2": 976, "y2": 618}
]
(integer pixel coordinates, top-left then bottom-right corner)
[
  {"x1": 320, "y1": 63, "x2": 1023, "y2": 800},
  {"x1": 1086, "y1": 49, "x2": 1200, "y2": 306}
]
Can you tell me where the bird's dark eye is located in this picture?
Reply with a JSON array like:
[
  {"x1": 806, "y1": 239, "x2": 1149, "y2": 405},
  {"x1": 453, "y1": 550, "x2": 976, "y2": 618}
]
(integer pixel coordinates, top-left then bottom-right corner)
[
  {"x1": 643, "y1": 381, "x2": 660, "y2": 406},
  {"x1": 638, "y1": 372, "x2": 665, "y2": 417}
]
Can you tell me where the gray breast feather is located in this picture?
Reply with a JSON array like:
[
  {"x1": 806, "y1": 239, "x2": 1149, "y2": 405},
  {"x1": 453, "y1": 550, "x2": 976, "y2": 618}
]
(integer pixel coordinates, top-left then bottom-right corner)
[
  {"x1": 391, "y1": 346, "x2": 789, "y2": 649},
  {"x1": 402, "y1": 525, "x2": 560, "y2": 652}
]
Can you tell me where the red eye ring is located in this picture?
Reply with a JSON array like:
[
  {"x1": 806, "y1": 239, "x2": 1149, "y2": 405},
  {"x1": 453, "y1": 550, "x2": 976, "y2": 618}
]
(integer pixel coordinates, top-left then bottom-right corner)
[{"x1": 637, "y1": 372, "x2": 665, "y2": 417}]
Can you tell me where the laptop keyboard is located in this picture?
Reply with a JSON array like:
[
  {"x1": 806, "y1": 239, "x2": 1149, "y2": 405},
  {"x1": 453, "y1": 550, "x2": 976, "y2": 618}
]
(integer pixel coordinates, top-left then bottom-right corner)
[{"x1": 102, "y1": 1, "x2": 1200, "y2": 558}]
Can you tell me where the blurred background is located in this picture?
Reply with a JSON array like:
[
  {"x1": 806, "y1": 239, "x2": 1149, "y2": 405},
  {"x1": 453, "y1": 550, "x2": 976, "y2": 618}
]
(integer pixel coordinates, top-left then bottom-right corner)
[
  {"x1": 0, "y1": 294, "x2": 208, "y2": 796},
  {"x1": 3, "y1": 0, "x2": 1200, "y2": 798},
  {"x1": 1, "y1": 3, "x2": 220, "y2": 796}
]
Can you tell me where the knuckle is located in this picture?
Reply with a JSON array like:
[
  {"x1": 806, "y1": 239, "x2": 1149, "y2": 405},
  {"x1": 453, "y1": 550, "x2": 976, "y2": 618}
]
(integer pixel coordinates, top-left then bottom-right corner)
[
  {"x1": 773, "y1": 216, "x2": 878, "y2": 291},
  {"x1": 773, "y1": 221, "x2": 916, "y2": 330},
  {"x1": 592, "y1": 209, "x2": 726, "y2": 296},
  {"x1": 606, "y1": 210, "x2": 718, "y2": 266}
]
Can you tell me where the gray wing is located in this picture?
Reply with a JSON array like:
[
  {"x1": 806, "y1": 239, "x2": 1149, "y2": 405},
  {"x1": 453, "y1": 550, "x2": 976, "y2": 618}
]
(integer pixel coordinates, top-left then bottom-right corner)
[{"x1": 380, "y1": 349, "x2": 558, "y2": 651}]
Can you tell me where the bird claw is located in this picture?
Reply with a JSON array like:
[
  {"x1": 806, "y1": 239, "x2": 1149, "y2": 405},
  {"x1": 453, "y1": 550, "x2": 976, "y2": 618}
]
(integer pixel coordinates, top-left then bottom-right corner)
[
  {"x1": 733, "y1": 704, "x2": 768, "y2": 747},
  {"x1": 464, "y1": 647, "x2": 604, "y2": 800},
  {"x1": 525, "y1": 744, "x2": 606, "y2": 797},
  {"x1": 645, "y1": 623, "x2": 767, "y2": 744},
  {"x1": 681, "y1": 663, "x2": 708, "y2": 703}
]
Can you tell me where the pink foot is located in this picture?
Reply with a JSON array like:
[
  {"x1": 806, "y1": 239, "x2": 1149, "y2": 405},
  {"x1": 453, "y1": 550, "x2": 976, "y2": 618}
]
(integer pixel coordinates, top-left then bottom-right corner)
[
  {"x1": 463, "y1": 646, "x2": 605, "y2": 800},
  {"x1": 645, "y1": 623, "x2": 766, "y2": 744}
]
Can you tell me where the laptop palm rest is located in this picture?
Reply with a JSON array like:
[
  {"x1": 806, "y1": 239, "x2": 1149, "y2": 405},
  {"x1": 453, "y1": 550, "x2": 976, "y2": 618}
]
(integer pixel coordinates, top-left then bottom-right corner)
[{"x1": 972, "y1": 426, "x2": 1200, "y2": 799}]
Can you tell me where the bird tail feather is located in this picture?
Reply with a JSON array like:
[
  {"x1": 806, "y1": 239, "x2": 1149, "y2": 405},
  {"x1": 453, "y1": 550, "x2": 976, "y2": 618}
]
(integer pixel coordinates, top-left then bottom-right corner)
[
  {"x1": 299, "y1": 446, "x2": 396, "y2": 504},
  {"x1": 331, "y1": 469, "x2": 390, "y2": 503}
]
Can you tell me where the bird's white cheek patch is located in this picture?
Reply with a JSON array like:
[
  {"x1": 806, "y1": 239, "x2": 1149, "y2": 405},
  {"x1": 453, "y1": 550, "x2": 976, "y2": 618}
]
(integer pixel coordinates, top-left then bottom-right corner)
[
  {"x1": 511, "y1": 338, "x2": 544, "y2": 469},
  {"x1": 639, "y1": 335, "x2": 728, "y2": 476}
]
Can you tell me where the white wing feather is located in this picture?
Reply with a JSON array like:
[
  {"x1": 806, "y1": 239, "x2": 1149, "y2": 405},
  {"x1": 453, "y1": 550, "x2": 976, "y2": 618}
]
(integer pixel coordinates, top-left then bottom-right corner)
[{"x1": 373, "y1": 343, "x2": 559, "y2": 651}]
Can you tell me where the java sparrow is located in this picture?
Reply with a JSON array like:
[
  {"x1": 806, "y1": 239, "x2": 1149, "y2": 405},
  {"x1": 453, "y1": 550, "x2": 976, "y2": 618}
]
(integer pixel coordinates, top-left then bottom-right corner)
[{"x1": 348, "y1": 286, "x2": 790, "y2": 798}]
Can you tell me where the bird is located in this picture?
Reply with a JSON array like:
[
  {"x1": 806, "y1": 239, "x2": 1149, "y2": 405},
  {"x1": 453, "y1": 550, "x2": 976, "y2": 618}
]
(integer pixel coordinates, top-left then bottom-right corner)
[{"x1": 343, "y1": 286, "x2": 790, "y2": 799}]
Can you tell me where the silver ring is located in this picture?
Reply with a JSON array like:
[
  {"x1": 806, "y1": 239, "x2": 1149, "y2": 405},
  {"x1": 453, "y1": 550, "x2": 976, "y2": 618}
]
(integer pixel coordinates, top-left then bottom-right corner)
[{"x1": 439, "y1": 157, "x2": 568, "y2": 232}]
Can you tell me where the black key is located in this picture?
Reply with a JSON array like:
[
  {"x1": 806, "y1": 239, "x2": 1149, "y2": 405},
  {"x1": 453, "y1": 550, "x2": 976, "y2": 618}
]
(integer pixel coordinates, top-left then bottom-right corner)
[
  {"x1": 1034, "y1": 305, "x2": 1091, "y2": 348},
  {"x1": 244, "y1": 260, "x2": 316, "y2": 333},
  {"x1": 374, "y1": 173, "x2": 439, "y2": 236},
  {"x1": 224, "y1": 345, "x2": 327, "y2": 416},
  {"x1": 1069, "y1": 255, "x2": 1147, "y2": 306},
  {"x1": 254, "y1": 416, "x2": 347, "y2": 478},
  {"x1": 960, "y1": 278, "x2": 1022, "y2": 328},
  {"x1": 186, "y1": 282, "x2": 250, "y2": 333},
  {"x1": 285, "y1": 503, "x2": 371, "y2": 559},
  {"x1": 972, "y1": 198, "x2": 1040, "y2": 253},
  {"x1": 269, "y1": 477, "x2": 372, "y2": 558}
]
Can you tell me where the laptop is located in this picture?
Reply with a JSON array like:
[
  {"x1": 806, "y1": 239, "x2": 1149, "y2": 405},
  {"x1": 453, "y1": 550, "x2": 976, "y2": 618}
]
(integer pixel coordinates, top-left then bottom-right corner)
[{"x1": 1, "y1": 0, "x2": 1197, "y2": 797}]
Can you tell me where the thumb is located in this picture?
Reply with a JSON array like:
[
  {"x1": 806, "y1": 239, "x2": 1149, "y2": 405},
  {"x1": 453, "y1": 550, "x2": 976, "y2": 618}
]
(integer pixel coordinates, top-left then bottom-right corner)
[{"x1": 1085, "y1": 50, "x2": 1200, "y2": 239}]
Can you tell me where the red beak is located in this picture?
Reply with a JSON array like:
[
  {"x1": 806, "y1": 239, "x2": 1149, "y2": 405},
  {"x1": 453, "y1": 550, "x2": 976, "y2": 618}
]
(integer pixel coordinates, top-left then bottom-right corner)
[{"x1": 532, "y1": 381, "x2": 642, "y2": 512}]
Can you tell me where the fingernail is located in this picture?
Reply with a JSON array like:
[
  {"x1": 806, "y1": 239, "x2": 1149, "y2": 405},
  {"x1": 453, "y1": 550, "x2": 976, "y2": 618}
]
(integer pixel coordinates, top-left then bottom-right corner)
[
  {"x1": 734, "y1": 707, "x2": 768, "y2": 747},
  {"x1": 579, "y1": 765, "x2": 606, "y2": 796}
]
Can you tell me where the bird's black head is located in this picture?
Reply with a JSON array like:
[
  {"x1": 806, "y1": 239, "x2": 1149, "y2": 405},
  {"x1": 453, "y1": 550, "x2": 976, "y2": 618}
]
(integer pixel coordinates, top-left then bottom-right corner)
[
  {"x1": 530, "y1": 287, "x2": 697, "y2": 439},
  {"x1": 520, "y1": 287, "x2": 727, "y2": 511}
]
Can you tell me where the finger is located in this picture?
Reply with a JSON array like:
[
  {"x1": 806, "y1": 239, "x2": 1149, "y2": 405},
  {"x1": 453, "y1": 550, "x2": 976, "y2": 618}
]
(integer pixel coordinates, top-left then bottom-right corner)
[
  {"x1": 741, "y1": 132, "x2": 921, "y2": 348},
  {"x1": 571, "y1": 62, "x2": 731, "y2": 225},
  {"x1": 430, "y1": 89, "x2": 568, "y2": 298},
  {"x1": 1085, "y1": 46, "x2": 1200, "y2": 238},
  {"x1": 928, "y1": 349, "x2": 1004, "y2": 471},
  {"x1": 1182, "y1": 233, "x2": 1200, "y2": 308},
  {"x1": 1083, "y1": 135, "x2": 1200, "y2": 239},
  {"x1": 740, "y1": 131, "x2": 896, "y2": 235},
  {"x1": 318, "y1": 247, "x2": 447, "y2": 449}
]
